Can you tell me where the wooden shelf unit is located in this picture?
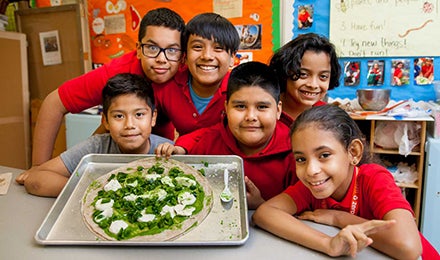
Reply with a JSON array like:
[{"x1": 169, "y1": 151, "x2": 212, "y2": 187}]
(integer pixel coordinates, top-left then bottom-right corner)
[{"x1": 354, "y1": 115, "x2": 433, "y2": 226}]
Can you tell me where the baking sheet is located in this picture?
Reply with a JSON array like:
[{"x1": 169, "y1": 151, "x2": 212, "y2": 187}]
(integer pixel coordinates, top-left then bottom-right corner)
[{"x1": 35, "y1": 154, "x2": 248, "y2": 246}]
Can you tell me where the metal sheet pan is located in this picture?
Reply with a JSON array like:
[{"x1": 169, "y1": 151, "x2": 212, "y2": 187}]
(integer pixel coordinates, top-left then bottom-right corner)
[{"x1": 35, "y1": 154, "x2": 248, "y2": 246}]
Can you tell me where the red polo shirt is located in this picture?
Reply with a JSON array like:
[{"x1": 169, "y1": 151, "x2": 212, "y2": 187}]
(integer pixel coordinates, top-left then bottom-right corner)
[{"x1": 153, "y1": 66, "x2": 229, "y2": 136}]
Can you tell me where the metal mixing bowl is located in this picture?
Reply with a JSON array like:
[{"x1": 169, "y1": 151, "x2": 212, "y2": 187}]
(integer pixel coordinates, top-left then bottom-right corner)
[{"x1": 356, "y1": 89, "x2": 391, "y2": 111}]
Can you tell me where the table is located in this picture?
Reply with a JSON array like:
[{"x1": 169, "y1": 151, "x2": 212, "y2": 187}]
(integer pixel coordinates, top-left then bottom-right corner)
[{"x1": 0, "y1": 166, "x2": 391, "y2": 260}]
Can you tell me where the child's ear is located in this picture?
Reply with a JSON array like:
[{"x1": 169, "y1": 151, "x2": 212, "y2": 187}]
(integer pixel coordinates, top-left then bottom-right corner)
[
  {"x1": 135, "y1": 42, "x2": 142, "y2": 60},
  {"x1": 102, "y1": 114, "x2": 110, "y2": 131},
  {"x1": 151, "y1": 109, "x2": 157, "y2": 128},
  {"x1": 276, "y1": 100, "x2": 282, "y2": 120},
  {"x1": 348, "y1": 139, "x2": 364, "y2": 165},
  {"x1": 229, "y1": 52, "x2": 237, "y2": 67}
]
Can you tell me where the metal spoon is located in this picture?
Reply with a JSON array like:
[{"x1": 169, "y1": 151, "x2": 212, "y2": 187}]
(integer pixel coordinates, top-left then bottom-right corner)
[{"x1": 220, "y1": 169, "x2": 233, "y2": 203}]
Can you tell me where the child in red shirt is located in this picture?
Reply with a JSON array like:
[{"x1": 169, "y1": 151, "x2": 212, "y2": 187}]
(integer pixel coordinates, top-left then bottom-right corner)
[
  {"x1": 156, "y1": 62, "x2": 298, "y2": 209},
  {"x1": 31, "y1": 8, "x2": 185, "y2": 165},
  {"x1": 153, "y1": 12, "x2": 240, "y2": 137},
  {"x1": 269, "y1": 33, "x2": 341, "y2": 127},
  {"x1": 253, "y1": 105, "x2": 439, "y2": 259}
]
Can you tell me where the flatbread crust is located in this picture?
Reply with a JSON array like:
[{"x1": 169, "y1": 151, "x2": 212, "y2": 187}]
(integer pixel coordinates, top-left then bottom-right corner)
[{"x1": 81, "y1": 157, "x2": 213, "y2": 241}]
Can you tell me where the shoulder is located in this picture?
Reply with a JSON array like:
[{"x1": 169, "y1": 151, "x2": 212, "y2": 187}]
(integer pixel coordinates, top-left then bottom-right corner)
[
  {"x1": 358, "y1": 164, "x2": 394, "y2": 183},
  {"x1": 217, "y1": 71, "x2": 231, "y2": 93},
  {"x1": 105, "y1": 51, "x2": 143, "y2": 75},
  {"x1": 107, "y1": 51, "x2": 138, "y2": 66},
  {"x1": 359, "y1": 164, "x2": 391, "y2": 176},
  {"x1": 313, "y1": 100, "x2": 327, "y2": 107},
  {"x1": 275, "y1": 120, "x2": 292, "y2": 138},
  {"x1": 358, "y1": 163, "x2": 402, "y2": 195},
  {"x1": 279, "y1": 112, "x2": 293, "y2": 128}
]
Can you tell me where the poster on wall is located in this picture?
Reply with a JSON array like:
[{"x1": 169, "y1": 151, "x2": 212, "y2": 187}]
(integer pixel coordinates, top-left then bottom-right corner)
[
  {"x1": 39, "y1": 30, "x2": 62, "y2": 66},
  {"x1": 329, "y1": 1, "x2": 439, "y2": 57},
  {"x1": 82, "y1": 0, "x2": 277, "y2": 66}
]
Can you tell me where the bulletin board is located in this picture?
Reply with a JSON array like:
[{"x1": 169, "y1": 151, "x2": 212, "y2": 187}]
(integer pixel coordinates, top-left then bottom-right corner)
[
  {"x1": 34, "y1": 0, "x2": 279, "y2": 68},
  {"x1": 82, "y1": 0, "x2": 279, "y2": 66},
  {"x1": 329, "y1": 1, "x2": 439, "y2": 57},
  {"x1": 285, "y1": 0, "x2": 439, "y2": 102}
]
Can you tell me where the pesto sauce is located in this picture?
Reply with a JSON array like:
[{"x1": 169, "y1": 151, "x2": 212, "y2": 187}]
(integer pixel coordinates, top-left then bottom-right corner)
[{"x1": 92, "y1": 165, "x2": 206, "y2": 240}]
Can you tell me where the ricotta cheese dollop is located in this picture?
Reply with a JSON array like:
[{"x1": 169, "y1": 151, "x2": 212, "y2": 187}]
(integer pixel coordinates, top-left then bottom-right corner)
[
  {"x1": 109, "y1": 220, "x2": 128, "y2": 234},
  {"x1": 104, "y1": 179, "x2": 122, "y2": 192}
]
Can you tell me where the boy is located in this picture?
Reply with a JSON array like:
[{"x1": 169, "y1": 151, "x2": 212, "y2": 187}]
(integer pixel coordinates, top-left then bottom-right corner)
[
  {"x1": 153, "y1": 12, "x2": 240, "y2": 136},
  {"x1": 16, "y1": 73, "x2": 173, "y2": 197},
  {"x1": 32, "y1": 8, "x2": 185, "y2": 166},
  {"x1": 156, "y1": 62, "x2": 298, "y2": 209}
]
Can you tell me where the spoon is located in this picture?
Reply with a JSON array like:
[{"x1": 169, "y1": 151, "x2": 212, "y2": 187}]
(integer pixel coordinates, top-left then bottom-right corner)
[{"x1": 220, "y1": 169, "x2": 233, "y2": 203}]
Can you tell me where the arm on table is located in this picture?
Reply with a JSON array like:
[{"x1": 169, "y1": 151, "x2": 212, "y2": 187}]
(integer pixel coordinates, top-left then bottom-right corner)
[
  {"x1": 299, "y1": 208, "x2": 422, "y2": 259},
  {"x1": 16, "y1": 156, "x2": 70, "y2": 197},
  {"x1": 252, "y1": 193, "x2": 394, "y2": 258}
]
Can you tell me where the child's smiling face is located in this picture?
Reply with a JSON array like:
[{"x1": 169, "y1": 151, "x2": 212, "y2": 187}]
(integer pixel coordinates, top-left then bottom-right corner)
[
  {"x1": 104, "y1": 93, "x2": 156, "y2": 154},
  {"x1": 136, "y1": 26, "x2": 182, "y2": 84},
  {"x1": 225, "y1": 86, "x2": 282, "y2": 156},
  {"x1": 291, "y1": 124, "x2": 355, "y2": 201},
  {"x1": 186, "y1": 34, "x2": 234, "y2": 91},
  {"x1": 285, "y1": 51, "x2": 331, "y2": 109}
]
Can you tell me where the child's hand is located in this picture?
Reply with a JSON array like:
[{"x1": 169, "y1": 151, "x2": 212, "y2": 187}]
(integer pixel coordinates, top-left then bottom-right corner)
[
  {"x1": 327, "y1": 219, "x2": 395, "y2": 257},
  {"x1": 15, "y1": 170, "x2": 30, "y2": 185},
  {"x1": 244, "y1": 176, "x2": 265, "y2": 209},
  {"x1": 155, "y1": 143, "x2": 186, "y2": 159}
]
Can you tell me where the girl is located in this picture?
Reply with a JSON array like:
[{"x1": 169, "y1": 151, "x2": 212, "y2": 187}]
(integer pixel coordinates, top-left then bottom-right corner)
[
  {"x1": 253, "y1": 105, "x2": 439, "y2": 259},
  {"x1": 269, "y1": 33, "x2": 341, "y2": 126},
  {"x1": 156, "y1": 61, "x2": 297, "y2": 209}
]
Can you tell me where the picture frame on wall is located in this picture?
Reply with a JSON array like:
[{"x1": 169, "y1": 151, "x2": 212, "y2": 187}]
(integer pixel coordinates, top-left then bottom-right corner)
[
  {"x1": 298, "y1": 4, "x2": 313, "y2": 30},
  {"x1": 343, "y1": 61, "x2": 360, "y2": 86},
  {"x1": 391, "y1": 59, "x2": 410, "y2": 86},
  {"x1": 367, "y1": 60, "x2": 385, "y2": 86},
  {"x1": 414, "y1": 57, "x2": 434, "y2": 85}
]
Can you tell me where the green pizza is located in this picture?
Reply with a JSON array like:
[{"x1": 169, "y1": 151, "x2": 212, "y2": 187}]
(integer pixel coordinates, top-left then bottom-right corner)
[{"x1": 81, "y1": 157, "x2": 213, "y2": 241}]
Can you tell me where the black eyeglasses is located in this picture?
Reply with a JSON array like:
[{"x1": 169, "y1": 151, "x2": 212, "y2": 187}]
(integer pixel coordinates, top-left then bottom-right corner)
[{"x1": 140, "y1": 44, "x2": 182, "y2": 62}]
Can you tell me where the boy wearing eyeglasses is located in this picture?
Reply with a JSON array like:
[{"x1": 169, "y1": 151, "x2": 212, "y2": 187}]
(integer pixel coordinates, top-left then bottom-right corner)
[
  {"x1": 153, "y1": 12, "x2": 240, "y2": 137},
  {"x1": 31, "y1": 8, "x2": 185, "y2": 167}
]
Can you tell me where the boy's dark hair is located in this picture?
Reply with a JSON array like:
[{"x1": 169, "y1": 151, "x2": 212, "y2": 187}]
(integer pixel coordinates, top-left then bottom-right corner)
[
  {"x1": 290, "y1": 105, "x2": 373, "y2": 165},
  {"x1": 138, "y1": 8, "x2": 185, "y2": 43},
  {"x1": 269, "y1": 33, "x2": 341, "y2": 93},
  {"x1": 102, "y1": 73, "x2": 155, "y2": 118},
  {"x1": 184, "y1": 12, "x2": 240, "y2": 55},
  {"x1": 227, "y1": 61, "x2": 280, "y2": 103}
]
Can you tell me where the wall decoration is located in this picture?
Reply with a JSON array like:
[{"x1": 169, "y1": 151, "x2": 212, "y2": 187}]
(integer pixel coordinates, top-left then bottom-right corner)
[
  {"x1": 236, "y1": 24, "x2": 262, "y2": 50},
  {"x1": 329, "y1": 1, "x2": 439, "y2": 57},
  {"x1": 35, "y1": 0, "x2": 279, "y2": 66},
  {"x1": 85, "y1": 0, "x2": 277, "y2": 66},
  {"x1": 284, "y1": 0, "x2": 439, "y2": 101},
  {"x1": 343, "y1": 61, "x2": 360, "y2": 87},
  {"x1": 297, "y1": 4, "x2": 313, "y2": 30},
  {"x1": 391, "y1": 59, "x2": 410, "y2": 86},
  {"x1": 367, "y1": 60, "x2": 384, "y2": 86},
  {"x1": 415, "y1": 57, "x2": 435, "y2": 85},
  {"x1": 39, "y1": 30, "x2": 62, "y2": 66}
]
